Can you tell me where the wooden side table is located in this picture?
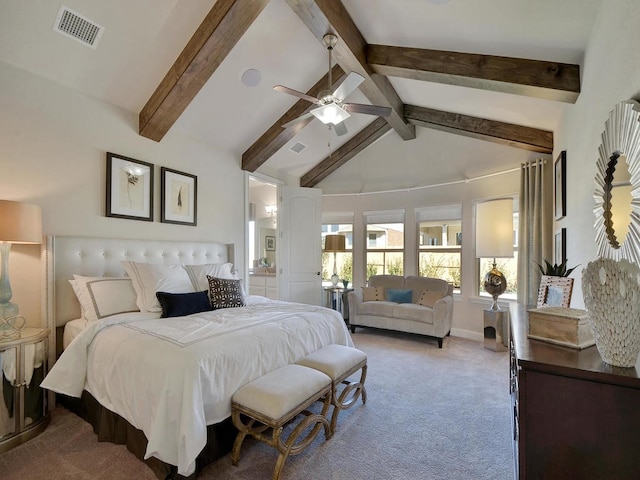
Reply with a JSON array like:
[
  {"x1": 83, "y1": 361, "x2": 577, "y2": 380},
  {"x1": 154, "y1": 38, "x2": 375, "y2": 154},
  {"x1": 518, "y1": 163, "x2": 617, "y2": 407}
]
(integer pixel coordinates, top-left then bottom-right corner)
[{"x1": 0, "y1": 327, "x2": 50, "y2": 453}]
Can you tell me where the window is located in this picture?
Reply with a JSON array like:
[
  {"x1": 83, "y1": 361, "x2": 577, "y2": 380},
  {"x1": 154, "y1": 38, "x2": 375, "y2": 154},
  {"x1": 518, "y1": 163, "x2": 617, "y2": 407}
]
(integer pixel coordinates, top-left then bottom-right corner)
[
  {"x1": 418, "y1": 221, "x2": 461, "y2": 290},
  {"x1": 364, "y1": 210, "x2": 405, "y2": 280},
  {"x1": 478, "y1": 211, "x2": 519, "y2": 299},
  {"x1": 416, "y1": 203, "x2": 462, "y2": 291},
  {"x1": 322, "y1": 224, "x2": 353, "y2": 285}
]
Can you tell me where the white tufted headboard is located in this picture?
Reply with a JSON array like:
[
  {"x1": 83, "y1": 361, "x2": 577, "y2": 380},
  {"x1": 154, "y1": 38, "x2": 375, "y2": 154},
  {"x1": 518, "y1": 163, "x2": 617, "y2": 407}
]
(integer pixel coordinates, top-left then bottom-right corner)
[{"x1": 42, "y1": 236, "x2": 235, "y2": 364}]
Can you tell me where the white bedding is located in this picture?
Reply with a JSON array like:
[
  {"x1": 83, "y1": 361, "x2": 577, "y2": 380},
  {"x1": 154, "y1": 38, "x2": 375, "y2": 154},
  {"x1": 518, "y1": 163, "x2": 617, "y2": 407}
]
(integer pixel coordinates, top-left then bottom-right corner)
[
  {"x1": 41, "y1": 296, "x2": 352, "y2": 476},
  {"x1": 62, "y1": 318, "x2": 87, "y2": 349}
]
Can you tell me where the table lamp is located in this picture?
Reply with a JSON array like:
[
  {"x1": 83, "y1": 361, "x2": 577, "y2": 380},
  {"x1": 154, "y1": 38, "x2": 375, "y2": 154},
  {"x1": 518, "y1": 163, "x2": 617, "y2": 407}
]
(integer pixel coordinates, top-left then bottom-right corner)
[
  {"x1": 324, "y1": 234, "x2": 346, "y2": 286},
  {"x1": 0, "y1": 200, "x2": 42, "y2": 335},
  {"x1": 475, "y1": 199, "x2": 513, "y2": 310}
]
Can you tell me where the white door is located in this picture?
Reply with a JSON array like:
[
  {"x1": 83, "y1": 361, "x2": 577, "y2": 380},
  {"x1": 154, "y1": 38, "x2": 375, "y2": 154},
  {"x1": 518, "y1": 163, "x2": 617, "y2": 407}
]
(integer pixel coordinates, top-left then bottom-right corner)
[{"x1": 278, "y1": 186, "x2": 322, "y2": 304}]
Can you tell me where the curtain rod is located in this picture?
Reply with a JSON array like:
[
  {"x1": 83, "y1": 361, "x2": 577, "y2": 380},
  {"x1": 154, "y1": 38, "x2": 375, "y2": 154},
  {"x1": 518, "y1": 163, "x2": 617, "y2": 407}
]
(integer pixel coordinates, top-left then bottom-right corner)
[{"x1": 322, "y1": 165, "x2": 522, "y2": 197}]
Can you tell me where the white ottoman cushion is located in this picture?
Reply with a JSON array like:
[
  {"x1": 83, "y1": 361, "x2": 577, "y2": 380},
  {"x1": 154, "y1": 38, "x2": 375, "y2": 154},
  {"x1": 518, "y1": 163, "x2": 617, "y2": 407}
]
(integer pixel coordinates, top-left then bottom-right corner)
[
  {"x1": 297, "y1": 344, "x2": 367, "y2": 380},
  {"x1": 232, "y1": 364, "x2": 331, "y2": 420}
]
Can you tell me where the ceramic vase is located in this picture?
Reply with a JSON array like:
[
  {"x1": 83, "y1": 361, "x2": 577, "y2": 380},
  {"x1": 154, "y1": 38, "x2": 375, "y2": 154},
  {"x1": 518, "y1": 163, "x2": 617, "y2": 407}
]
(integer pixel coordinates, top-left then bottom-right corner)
[{"x1": 582, "y1": 257, "x2": 640, "y2": 368}]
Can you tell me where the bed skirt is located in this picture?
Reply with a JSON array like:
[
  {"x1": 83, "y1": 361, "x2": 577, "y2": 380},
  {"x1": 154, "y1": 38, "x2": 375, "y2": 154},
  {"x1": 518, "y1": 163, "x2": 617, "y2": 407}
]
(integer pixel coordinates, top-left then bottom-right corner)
[{"x1": 58, "y1": 392, "x2": 237, "y2": 480}]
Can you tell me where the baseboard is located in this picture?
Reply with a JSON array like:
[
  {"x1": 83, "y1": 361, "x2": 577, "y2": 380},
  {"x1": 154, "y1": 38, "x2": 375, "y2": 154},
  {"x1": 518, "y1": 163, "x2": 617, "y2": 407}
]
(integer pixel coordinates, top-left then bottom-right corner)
[{"x1": 450, "y1": 328, "x2": 483, "y2": 343}]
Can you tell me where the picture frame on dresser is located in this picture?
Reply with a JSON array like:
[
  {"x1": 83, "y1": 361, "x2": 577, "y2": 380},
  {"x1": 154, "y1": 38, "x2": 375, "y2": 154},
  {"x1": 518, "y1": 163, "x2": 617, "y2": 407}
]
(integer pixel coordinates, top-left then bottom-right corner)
[
  {"x1": 160, "y1": 167, "x2": 197, "y2": 226},
  {"x1": 105, "y1": 152, "x2": 154, "y2": 221},
  {"x1": 554, "y1": 150, "x2": 567, "y2": 220}
]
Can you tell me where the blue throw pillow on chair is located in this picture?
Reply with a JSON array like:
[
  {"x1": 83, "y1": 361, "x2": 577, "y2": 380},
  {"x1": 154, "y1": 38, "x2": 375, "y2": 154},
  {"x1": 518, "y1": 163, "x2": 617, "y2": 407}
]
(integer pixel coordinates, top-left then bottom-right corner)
[{"x1": 387, "y1": 289, "x2": 412, "y2": 303}]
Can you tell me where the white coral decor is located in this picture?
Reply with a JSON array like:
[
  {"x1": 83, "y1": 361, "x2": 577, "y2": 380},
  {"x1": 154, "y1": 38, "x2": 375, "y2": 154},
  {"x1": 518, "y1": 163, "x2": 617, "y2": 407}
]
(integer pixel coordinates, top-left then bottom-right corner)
[{"x1": 582, "y1": 257, "x2": 640, "y2": 367}]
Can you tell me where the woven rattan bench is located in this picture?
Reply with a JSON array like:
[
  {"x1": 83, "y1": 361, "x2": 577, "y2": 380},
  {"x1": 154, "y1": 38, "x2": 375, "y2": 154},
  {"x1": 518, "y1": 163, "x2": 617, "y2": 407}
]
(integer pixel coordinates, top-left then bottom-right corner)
[
  {"x1": 297, "y1": 344, "x2": 367, "y2": 433},
  {"x1": 231, "y1": 364, "x2": 332, "y2": 480}
]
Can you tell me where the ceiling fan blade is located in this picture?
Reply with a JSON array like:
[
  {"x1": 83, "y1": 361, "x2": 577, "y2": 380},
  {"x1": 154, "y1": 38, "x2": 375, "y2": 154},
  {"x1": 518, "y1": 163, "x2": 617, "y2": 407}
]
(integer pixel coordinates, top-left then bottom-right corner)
[
  {"x1": 332, "y1": 72, "x2": 365, "y2": 101},
  {"x1": 334, "y1": 121, "x2": 348, "y2": 137},
  {"x1": 281, "y1": 111, "x2": 315, "y2": 129},
  {"x1": 344, "y1": 103, "x2": 392, "y2": 118},
  {"x1": 273, "y1": 85, "x2": 319, "y2": 104}
]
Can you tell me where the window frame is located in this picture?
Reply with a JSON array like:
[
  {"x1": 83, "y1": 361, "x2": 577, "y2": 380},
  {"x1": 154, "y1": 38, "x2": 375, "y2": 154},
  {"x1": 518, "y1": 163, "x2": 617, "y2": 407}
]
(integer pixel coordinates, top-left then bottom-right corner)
[{"x1": 364, "y1": 220, "x2": 405, "y2": 280}]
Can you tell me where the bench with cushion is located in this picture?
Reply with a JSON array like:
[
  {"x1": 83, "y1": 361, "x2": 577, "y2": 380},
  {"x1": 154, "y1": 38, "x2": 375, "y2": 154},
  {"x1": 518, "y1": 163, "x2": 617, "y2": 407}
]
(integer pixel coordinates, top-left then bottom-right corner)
[
  {"x1": 231, "y1": 364, "x2": 332, "y2": 480},
  {"x1": 297, "y1": 344, "x2": 367, "y2": 433}
]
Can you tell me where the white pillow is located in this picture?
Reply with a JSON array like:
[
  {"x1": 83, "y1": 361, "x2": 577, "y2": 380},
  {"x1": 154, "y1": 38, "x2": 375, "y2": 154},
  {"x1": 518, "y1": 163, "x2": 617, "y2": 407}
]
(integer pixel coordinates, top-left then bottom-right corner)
[
  {"x1": 70, "y1": 275, "x2": 139, "y2": 321},
  {"x1": 122, "y1": 261, "x2": 194, "y2": 312},
  {"x1": 183, "y1": 263, "x2": 236, "y2": 291}
]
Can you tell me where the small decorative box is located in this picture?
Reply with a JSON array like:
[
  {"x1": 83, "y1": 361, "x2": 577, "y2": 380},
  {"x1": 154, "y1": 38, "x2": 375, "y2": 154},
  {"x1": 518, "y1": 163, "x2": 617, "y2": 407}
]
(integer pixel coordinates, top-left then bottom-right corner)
[{"x1": 527, "y1": 307, "x2": 595, "y2": 349}]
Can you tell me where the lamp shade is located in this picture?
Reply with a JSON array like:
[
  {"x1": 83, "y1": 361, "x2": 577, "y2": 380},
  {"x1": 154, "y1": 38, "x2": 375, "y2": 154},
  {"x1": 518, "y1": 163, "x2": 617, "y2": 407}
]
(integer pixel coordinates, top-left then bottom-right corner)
[
  {"x1": 324, "y1": 234, "x2": 346, "y2": 252},
  {"x1": 311, "y1": 103, "x2": 350, "y2": 126},
  {"x1": 0, "y1": 200, "x2": 42, "y2": 244},
  {"x1": 475, "y1": 199, "x2": 513, "y2": 258}
]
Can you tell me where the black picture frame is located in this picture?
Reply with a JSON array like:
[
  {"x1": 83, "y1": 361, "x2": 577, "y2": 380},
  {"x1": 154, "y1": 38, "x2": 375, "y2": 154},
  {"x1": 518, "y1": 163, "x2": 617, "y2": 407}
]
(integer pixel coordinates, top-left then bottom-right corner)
[
  {"x1": 106, "y1": 152, "x2": 154, "y2": 222},
  {"x1": 554, "y1": 150, "x2": 567, "y2": 220},
  {"x1": 160, "y1": 167, "x2": 197, "y2": 226},
  {"x1": 554, "y1": 228, "x2": 567, "y2": 265},
  {"x1": 265, "y1": 236, "x2": 276, "y2": 251}
]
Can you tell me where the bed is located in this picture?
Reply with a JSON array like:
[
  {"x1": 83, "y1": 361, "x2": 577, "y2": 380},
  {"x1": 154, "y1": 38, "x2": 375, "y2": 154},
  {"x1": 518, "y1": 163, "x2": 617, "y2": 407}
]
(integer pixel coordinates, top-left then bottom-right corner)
[{"x1": 40, "y1": 236, "x2": 353, "y2": 479}]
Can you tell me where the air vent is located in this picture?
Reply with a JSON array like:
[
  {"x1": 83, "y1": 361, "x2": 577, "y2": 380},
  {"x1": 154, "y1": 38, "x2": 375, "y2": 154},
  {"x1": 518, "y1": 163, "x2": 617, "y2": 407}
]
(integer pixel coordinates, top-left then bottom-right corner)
[
  {"x1": 290, "y1": 142, "x2": 306, "y2": 154},
  {"x1": 54, "y1": 6, "x2": 104, "y2": 49}
]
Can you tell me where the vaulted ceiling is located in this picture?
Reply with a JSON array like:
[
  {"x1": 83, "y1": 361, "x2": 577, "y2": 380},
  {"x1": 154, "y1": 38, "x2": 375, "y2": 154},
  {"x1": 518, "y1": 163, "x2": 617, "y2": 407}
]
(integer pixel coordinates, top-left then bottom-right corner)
[{"x1": 0, "y1": 0, "x2": 602, "y2": 187}]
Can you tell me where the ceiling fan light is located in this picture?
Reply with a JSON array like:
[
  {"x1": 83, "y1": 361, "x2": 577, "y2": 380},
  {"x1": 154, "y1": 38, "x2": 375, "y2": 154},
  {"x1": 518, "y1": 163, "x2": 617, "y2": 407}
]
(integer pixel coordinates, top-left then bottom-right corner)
[{"x1": 310, "y1": 103, "x2": 350, "y2": 125}]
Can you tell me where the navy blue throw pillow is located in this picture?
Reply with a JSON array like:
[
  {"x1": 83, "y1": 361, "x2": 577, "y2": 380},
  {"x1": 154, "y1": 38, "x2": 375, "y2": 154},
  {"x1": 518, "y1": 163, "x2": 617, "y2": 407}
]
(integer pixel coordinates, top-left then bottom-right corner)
[{"x1": 156, "y1": 290, "x2": 213, "y2": 318}]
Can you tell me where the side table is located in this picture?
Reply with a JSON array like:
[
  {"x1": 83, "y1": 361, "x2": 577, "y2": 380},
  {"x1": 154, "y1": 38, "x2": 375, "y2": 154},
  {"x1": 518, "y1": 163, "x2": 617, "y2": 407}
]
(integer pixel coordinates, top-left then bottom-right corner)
[
  {"x1": 0, "y1": 327, "x2": 50, "y2": 453},
  {"x1": 483, "y1": 309, "x2": 509, "y2": 352},
  {"x1": 323, "y1": 287, "x2": 352, "y2": 322}
]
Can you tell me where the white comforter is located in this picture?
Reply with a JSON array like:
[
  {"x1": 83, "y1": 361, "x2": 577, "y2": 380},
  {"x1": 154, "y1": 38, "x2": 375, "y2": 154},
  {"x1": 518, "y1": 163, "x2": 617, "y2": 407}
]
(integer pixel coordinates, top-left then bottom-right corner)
[{"x1": 41, "y1": 296, "x2": 353, "y2": 475}]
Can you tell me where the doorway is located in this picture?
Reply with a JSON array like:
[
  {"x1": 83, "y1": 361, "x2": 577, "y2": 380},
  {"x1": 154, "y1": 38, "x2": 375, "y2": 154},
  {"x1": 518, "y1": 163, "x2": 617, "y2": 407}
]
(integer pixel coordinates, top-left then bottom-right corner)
[{"x1": 248, "y1": 175, "x2": 278, "y2": 298}]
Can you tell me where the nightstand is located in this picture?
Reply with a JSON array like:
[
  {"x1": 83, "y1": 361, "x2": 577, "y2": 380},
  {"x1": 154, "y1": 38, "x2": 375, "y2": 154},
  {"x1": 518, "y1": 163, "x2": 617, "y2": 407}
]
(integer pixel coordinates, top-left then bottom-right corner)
[{"x1": 0, "y1": 327, "x2": 50, "y2": 453}]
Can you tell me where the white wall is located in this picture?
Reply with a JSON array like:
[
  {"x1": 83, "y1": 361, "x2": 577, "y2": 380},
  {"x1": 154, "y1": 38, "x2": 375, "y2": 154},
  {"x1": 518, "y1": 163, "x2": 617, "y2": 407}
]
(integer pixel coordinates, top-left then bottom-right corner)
[
  {"x1": 0, "y1": 61, "x2": 246, "y2": 326},
  {"x1": 555, "y1": 0, "x2": 640, "y2": 309}
]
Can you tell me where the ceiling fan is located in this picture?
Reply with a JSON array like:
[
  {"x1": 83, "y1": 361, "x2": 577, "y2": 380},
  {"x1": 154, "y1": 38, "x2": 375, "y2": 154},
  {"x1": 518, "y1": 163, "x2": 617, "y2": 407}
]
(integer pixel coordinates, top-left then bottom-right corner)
[{"x1": 274, "y1": 33, "x2": 392, "y2": 136}]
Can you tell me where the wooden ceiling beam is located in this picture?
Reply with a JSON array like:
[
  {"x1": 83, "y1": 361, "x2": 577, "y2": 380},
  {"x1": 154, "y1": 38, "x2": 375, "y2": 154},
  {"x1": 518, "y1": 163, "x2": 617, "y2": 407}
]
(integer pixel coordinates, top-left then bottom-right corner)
[
  {"x1": 285, "y1": 0, "x2": 415, "y2": 141},
  {"x1": 242, "y1": 65, "x2": 345, "y2": 172},
  {"x1": 139, "y1": 0, "x2": 269, "y2": 142},
  {"x1": 404, "y1": 104, "x2": 553, "y2": 154},
  {"x1": 368, "y1": 45, "x2": 580, "y2": 103},
  {"x1": 300, "y1": 117, "x2": 391, "y2": 187}
]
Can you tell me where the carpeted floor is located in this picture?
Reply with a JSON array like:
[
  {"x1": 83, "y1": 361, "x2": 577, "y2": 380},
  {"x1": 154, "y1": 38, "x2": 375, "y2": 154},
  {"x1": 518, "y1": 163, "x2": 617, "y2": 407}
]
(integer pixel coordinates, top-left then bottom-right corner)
[{"x1": 0, "y1": 329, "x2": 514, "y2": 480}]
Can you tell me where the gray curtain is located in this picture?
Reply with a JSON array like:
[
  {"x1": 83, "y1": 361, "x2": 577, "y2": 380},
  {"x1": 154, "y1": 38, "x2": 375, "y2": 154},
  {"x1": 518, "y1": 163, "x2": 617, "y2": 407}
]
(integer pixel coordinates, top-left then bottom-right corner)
[{"x1": 517, "y1": 159, "x2": 553, "y2": 306}]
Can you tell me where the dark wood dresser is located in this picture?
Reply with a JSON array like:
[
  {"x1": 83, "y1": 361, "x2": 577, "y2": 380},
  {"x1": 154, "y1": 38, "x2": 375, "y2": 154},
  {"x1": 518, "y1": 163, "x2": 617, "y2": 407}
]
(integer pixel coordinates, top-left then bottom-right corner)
[{"x1": 509, "y1": 304, "x2": 640, "y2": 479}]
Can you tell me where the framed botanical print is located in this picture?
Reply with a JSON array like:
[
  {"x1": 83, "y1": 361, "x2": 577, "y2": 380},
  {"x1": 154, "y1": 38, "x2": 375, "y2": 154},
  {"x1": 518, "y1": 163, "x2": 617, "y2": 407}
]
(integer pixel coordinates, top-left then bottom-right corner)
[
  {"x1": 554, "y1": 150, "x2": 567, "y2": 220},
  {"x1": 160, "y1": 167, "x2": 197, "y2": 226},
  {"x1": 106, "y1": 152, "x2": 154, "y2": 221}
]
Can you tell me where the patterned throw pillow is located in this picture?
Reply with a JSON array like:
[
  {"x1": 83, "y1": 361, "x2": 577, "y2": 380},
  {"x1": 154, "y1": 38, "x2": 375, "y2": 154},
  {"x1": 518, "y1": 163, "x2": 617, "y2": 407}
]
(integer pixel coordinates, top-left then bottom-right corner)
[
  {"x1": 417, "y1": 289, "x2": 446, "y2": 308},
  {"x1": 207, "y1": 275, "x2": 245, "y2": 309},
  {"x1": 362, "y1": 286, "x2": 384, "y2": 302}
]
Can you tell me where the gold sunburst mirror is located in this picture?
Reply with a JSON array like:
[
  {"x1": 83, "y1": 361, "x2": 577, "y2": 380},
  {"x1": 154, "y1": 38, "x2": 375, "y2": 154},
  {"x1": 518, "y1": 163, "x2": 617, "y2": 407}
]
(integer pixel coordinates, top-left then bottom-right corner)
[{"x1": 594, "y1": 99, "x2": 640, "y2": 264}]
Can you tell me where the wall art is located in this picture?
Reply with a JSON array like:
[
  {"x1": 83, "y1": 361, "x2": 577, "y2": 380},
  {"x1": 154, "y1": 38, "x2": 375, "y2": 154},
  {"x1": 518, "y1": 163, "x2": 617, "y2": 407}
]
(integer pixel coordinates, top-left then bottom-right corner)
[{"x1": 106, "y1": 152, "x2": 154, "y2": 221}]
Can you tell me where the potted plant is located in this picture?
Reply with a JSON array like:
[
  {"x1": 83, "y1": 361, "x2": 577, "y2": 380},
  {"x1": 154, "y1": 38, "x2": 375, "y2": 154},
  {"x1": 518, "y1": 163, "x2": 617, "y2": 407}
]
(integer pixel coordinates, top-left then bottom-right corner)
[
  {"x1": 536, "y1": 259, "x2": 579, "y2": 277},
  {"x1": 535, "y1": 259, "x2": 579, "y2": 307}
]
